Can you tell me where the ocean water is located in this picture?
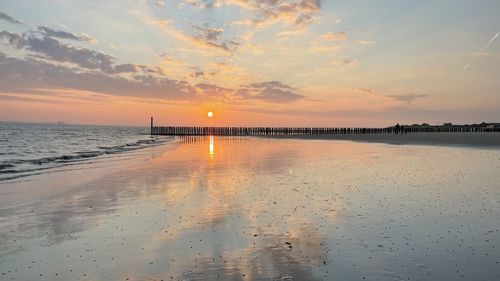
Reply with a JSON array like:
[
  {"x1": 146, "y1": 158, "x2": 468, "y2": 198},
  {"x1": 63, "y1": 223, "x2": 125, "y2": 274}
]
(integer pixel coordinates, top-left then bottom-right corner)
[{"x1": 0, "y1": 123, "x2": 169, "y2": 181}]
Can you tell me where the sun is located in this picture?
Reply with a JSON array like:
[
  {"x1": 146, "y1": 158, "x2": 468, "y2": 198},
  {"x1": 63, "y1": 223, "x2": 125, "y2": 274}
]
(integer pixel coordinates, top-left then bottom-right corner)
[{"x1": 207, "y1": 111, "x2": 214, "y2": 118}]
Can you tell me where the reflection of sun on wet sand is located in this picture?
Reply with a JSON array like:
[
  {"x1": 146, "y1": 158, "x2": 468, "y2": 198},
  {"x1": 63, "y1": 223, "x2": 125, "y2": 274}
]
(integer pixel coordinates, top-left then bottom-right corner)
[
  {"x1": 0, "y1": 137, "x2": 499, "y2": 280},
  {"x1": 209, "y1": 135, "x2": 214, "y2": 158}
]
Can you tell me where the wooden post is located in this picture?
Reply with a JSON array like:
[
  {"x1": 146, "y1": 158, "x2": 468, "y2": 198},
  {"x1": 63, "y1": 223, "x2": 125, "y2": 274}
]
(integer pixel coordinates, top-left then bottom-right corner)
[{"x1": 150, "y1": 116, "x2": 153, "y2": 135}]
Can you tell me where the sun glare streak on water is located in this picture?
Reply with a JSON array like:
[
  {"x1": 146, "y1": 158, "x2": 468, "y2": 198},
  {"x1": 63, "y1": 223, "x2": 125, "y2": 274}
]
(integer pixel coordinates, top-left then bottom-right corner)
[{"x1": 209, "y1": 135, "x2": 214, "y2": 159}]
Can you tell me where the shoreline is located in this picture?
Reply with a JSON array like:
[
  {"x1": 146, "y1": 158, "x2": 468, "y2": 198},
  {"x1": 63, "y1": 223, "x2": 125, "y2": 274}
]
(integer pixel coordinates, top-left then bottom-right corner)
[
  {"x1": 264, "y1": 132, "x2": 500, "y2": 149},
  {"x1": 0, "y1": 141, "x2": 176, "y2": 209}
]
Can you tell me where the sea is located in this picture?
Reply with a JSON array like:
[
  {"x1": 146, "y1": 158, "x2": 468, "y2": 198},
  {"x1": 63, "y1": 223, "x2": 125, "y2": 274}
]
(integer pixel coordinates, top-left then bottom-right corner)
[{"x1": 0, "y1": 122, "x2": 170, "y2": 181}]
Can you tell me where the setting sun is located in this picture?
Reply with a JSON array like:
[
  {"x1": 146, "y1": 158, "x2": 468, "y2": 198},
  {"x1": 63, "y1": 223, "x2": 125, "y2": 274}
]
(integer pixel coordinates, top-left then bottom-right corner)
[{"x1": 207, "y1": 111, "x2": 214, "y2": 118}]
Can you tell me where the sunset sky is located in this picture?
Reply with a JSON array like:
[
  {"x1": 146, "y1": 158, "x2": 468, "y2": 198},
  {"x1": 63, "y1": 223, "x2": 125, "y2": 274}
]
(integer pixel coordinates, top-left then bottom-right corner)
[{"x1": 1, "y1": 0, "x2": 499, "y2": 126}]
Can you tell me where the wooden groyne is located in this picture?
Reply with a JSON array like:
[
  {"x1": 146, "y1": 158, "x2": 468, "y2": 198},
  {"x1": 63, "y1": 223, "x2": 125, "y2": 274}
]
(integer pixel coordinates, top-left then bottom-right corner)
[{"x1": 150, "y1": 125, "x2": 500, "y2": 136}]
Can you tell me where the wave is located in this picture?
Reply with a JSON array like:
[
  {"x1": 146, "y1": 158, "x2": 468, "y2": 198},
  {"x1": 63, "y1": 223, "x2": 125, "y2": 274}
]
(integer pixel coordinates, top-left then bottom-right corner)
[
  {"x1": 0, "y1": 137, "x2": 172, "y2": 181},
  {"x1": 0, "y1": 164, "x2": 15, "y2": 170}
]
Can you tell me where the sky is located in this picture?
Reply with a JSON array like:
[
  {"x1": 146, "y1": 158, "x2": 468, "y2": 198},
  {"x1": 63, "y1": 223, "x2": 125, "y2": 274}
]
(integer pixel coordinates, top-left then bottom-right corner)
[{"x1": 0, "y1": 0, "x2": 499, "y2": 127}]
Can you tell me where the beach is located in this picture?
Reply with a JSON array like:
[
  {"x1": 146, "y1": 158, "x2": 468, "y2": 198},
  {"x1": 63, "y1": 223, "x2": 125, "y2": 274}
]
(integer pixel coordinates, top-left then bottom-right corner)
[
  {"x1": 1, "y1": 136, "x2": 500, "y2": 280},
  {"x1": 269, "y1": 132, "x2": 500, "y2": 148}
]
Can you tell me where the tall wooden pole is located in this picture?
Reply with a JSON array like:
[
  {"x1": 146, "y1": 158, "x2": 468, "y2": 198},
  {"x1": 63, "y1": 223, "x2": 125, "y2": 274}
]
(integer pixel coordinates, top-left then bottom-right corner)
[{"x1": 150, "y1": 116, "x2": 153, "y2": 135}]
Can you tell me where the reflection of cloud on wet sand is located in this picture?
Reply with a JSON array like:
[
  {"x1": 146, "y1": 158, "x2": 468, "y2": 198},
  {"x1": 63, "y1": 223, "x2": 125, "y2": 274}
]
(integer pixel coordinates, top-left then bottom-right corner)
[
  {"x1": 174, "y1": 222, "x2": 329, "y2": 281},
  {"x1": 0, "y1": 137, "x2": 305, "y2": 257},
  {"x1": 135, "y1": 137, "x2": 335, "y2": 280}
]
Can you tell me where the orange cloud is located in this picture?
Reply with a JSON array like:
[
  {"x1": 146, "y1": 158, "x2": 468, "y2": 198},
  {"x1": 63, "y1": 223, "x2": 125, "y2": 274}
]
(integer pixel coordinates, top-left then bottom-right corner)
[
  {"x1": 309, "y1": 44, "x2": 342, "y2": 53},
  {"x1": 358, "y1": 40, "x2": 374, "y2": 45},
  {"x1": 319, "y1": 31, "x2": 347, "y2": 41}
]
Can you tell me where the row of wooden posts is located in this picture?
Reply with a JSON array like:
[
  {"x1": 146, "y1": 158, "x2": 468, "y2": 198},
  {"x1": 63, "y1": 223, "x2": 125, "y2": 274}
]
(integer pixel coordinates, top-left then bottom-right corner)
[
  {"x1": 150, "y1": 117, "x2": 499, "y2": 136},
  {"x1": 150, "y1": 126, "x2": 499, "y2": 136}
]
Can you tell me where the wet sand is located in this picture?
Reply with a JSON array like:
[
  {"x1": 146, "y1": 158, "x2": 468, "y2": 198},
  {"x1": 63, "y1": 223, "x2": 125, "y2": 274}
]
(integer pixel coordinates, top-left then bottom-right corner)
[
  {"x1": 269, "y1": 132, "x2": 500, "y2": 148},
  {"x1": 1, "y1": 137, "x2": 499, "y2": 280}
]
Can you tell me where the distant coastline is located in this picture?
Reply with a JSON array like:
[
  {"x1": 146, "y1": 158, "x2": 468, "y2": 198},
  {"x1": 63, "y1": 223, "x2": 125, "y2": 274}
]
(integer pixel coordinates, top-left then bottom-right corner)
[{"x1": 393, "y1": 122, "x2": 500, "y2": 130}]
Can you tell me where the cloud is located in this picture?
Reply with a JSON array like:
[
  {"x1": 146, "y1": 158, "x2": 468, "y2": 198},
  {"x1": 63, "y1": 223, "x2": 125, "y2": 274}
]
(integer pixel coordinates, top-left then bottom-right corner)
[
  {"x1": 194, "y1": 25, "x2": 223, "y2": 41},
  {"x1": 155, "y1": 0, "x2": 166, "y2": 6},
  {"x1": 193, "y1": 23, "x2": 239, "y2": 50},
  {"x1": 0, "y1": 18, "x2": 302, "y2": 105},
  {"x1": 159, "y1": 53, "x2": 188, "y2": 66},
  {"x1": 113, "y1": 63, "x2": 138, "y2": 73},
  {"x1": 190, "y1": 71, "x2": 206, "y2": 78},
  {"x1": 354, "y1": 88, "x2": 375, "y2": 94},
  {"x1": 277, "y1": 27, "x2": 307, "y2": 36},
  {"x1": 308, "y1": 30, "x2": 346, "y2": 54},
  {"x1": 358, "y1": 39, "x2": 374, "y2": 45},
  {"x1": 0, "y1": 30, "x2": 145, "y2": 74},
  {"x1": 319, "y1": 31, "x2": 347, "y2": 41},
  {"x1": 37, "y1": 26, "x2": 97, "y2": 44},
  {"x1": 182, "y1": 0, "x2": 222, "y2": 9},
  {"x1": 0, "y1": 11, "x2": 22, "y2": 24},
  {"x1": 387, "y1": 94, "x2": 427, "y2": 103},
  {"x1": 0, "y1": 52, "x2": 198, "y2": 101},
  {"x1": 195, "y1": 83, "x2": 232, "y2": 99},
  {"x1": 154, "y1": 1, "x2": 321, "y2": 55},
  {"x1": 331, "y1": 58, "x2": 355, "y2": 67},
  {"x1": 0, "y1": 52, "x2": 300, "y2": 105},
  {"x1": 309, "y1": 45, "x2": 342, "y2": 53},
  {"x1": 148, "y1": 20, "x2": 237, "y2": 53},
  {"x1": 236, "y1": 81, "x2": 304, "y2": 103},
  {"x1": 226, "y1": 0, "x2": 322, "y2": 28},
  {"x1": 231, "y1": 18, "x2": 255, "y2": 26}
]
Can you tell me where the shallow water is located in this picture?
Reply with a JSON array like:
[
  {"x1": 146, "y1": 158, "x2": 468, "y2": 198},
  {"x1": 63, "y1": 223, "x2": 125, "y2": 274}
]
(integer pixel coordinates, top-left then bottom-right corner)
[
  {"x1": 0, "y1": 137, "x2": 499, "y2": 280},
  {"x1": 0, "y1": 123, "x2": 169, "y2": 181}
]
